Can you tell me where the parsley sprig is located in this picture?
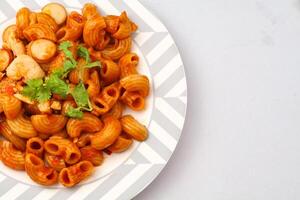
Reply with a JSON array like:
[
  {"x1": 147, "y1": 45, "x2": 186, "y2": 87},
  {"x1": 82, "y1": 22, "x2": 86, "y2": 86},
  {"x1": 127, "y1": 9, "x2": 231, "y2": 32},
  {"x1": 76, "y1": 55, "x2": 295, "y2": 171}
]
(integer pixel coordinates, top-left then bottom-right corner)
[
  {"x1": 77, "y1": 45, "x2": 101, "y2": 69},
  {"x1": 21, "y1": 79, "x2": 51, "y2": 102},
  {"x1": 59, "y1": 41, "x2": 77, "y2": 65},
  {"x1": 65, "y1": 82, "x2": 93, "y2": 118},
  {"x1": 21, "y1": 41, "x2": 102, "y2": 118}
]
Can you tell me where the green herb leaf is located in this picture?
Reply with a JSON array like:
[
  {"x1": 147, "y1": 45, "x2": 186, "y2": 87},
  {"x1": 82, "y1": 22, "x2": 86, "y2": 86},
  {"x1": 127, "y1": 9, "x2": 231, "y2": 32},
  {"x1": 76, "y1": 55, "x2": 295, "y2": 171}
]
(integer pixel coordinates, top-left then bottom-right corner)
[
  {"x1": 77, "y1": 45, "x2": 91, "y2": 63},
  {"x1": 21, "y1": 78, "x2": 48, "y2": 101},
  {"x1": 65, "y1": 106, "x2": 83, "y2": 118},
  {"x1": 27, "y1": 79, "x2": 43, "y2": 88},
  {"x1": 65, "y1": 82, "x2": 93, "y2": 118},
  {"x1": 59, "y1": 41, "x2": 72, "y2": 51},
  {"x1": 62, "y1": 60, "x2": 77, "y2": 77},
  {"x1": 52, "y1": 68, "x2": 64, "y2": 78},
  {"x1": 21, "y1": 86, "x2": 37, "y2": 100},
  {"x1": 45, "y1": 74, "x2": 69, "y2": 98},
  {"x1": 36, "y1": 86, "x2": 51, "y2": 102},
  {"x1": 85, "y1": 61, "x2": 101, "y2": 69},
  {"x1": 58, "y1": 41, "x2": 73, "y2": 59},
  {"x1": 59, "y1": 41, "x2": 76, "y2": 66},
  {"x1": 77, "y1": 45, "x2": 101, "y2": 70},
  {"x1": 54, "y1": 41, "x2": 78, "y2": 79},
  {"x1": 71, "y1": 82, "x2": 92, "y2": 111}
]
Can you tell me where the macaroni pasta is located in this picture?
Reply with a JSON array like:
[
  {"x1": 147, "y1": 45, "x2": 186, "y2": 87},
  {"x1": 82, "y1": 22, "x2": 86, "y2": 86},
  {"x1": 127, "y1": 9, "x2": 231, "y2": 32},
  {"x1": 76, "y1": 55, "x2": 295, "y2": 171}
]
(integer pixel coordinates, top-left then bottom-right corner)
[{"x1": 0, "y1": 2, "x2": 150, "y2": 187}]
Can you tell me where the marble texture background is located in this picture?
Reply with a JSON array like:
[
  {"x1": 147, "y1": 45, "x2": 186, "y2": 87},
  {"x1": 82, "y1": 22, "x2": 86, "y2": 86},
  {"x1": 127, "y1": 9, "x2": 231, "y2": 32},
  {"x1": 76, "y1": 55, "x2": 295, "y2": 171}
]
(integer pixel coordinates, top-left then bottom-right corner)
[{"x1": 136, "y1": 0, "x2": 300, "y2": 199}]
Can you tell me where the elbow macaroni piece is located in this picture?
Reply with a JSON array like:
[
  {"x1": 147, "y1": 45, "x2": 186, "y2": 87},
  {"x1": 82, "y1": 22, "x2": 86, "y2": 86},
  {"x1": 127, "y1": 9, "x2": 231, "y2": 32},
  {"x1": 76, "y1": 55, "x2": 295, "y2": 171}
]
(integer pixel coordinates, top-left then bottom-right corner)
[
  {"x1": 0, "y1": 121, "x2": 26, "y2": 151},
  {"x1": 16, "y1": 7, "x2": 31, "y2": 39},
  {"x1": 66, "y1": 113, "x2": 103, "y2": 138},
  {"x1": 29, "y1": 12, "x2": 37, "y2": 25},
  {"x1": 104, "y1": 15, "x2": 119, "y2": 34},
  {"x1": 23, "y1": 23, "x2": 57, "y2": 42},
  {"x1": 107, "y1": 134, "x2": 133, "y2": 153},
  {"x1": 56, "y1": 11, "x2": 84, "y2": 42},
  {"x1": 91, "y1": 116, "x2": 121, "y2": 150},
  {"x1": 112, "y1": 12, "x2": 137, "y2": 40},
  {"x1": 102, "y1": 101, "x2": 124, "y2": 120},
  {"x1": 120, "y1": 91, "x2": 145, "y2": 111},
  {"x1": 26, "y1": 137, "x2": 44, "y2": 157},
  {"x1": 86, "y1": 70, "x2": 101, "y2": 98},
  {"x1": 44, "y1": 152, "x2": 66, "y2": 172},
  {"x1": 2, "y1": 141, "x2": 25, "y2": 170},
  {"x1": 100, "y1": 59, "x2": 120, "y2": 85},
  {"x1": 36, "y1": 12, "x2": 58, "y2": 32},
  {"x1": 0, "y1": 94, "x2": 22, "y2": 119},
  {"x1": 25, "y1": 153, "x2": 58, "y2": 185},
  {"x1": 120, "y1": 115, "x2": 148, "y2": 141},
  {"x1": 44, "y1": 136, "x2": 81, "y2": 165},
  {"x1": 59, "y1": 160, "x2": 94, "y2": 187},
  {"x1": 82, "y1": 3, "x2": 99, "y2": 20},
  {"x1": 102, "y1": 82, "x2": 121, "y2": 107},
  {"x1": 66, "y1": 11, "x2": 84, "y2": 32},
  {"x1": 31, "y1": 114, "x2": 68, "y2": 135},
  {"x1": 119, "y1": 53, "x2": 139, "y2": 78},
  {"x1": 101, "y1": 37, "x2": 131, "y2": 60},
  {"x1": 76, "y1": 133, "x2": 92, "y2": 148},
  {"x1": 120, "y1": 74, "x2": 150, "y2": 97},
  {"x1": 91, "y1": 95, "x2": 110, "y2": 116},
  {"x1": 82, "y1": 4, "x2": 106, "y2": 47},
  {"x1": 80, "y1": 146, "x2": 104, "y2": 166},
  {"x1": 56, "y1": 27, "x2": 70, "y2": 42},
  {"x1": 83, "y1": 20, "x2": 106, "y2": 47},
  {"x1": 90, "y1": 82, "x2": 120, "y2": 116},
  {"x1": 6, "y1": 112, "x2": 38, "y2": 139}
]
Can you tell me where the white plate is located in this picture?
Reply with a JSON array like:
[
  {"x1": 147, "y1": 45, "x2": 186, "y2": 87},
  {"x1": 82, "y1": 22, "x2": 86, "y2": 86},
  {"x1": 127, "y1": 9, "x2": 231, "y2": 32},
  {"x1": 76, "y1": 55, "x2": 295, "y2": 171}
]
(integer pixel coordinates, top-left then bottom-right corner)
[{"x1": 0, "y1": 0, "x2": 187, "y2": 199}]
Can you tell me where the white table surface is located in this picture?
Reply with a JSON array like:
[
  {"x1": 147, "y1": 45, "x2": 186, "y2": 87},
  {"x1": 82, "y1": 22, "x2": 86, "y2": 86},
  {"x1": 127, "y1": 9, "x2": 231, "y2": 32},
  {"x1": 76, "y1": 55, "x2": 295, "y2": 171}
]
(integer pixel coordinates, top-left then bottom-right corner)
[{"x1": 135, "y1": 0, "x2": 300, "y2": 199}]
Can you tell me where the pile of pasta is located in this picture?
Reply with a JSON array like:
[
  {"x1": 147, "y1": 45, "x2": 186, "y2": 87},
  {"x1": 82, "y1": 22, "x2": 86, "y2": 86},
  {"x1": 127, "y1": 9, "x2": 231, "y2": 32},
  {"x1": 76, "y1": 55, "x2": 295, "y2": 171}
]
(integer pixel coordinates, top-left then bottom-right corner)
[{"x1": 0, "y1": 3, "x2": 150, "y2": 187}]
